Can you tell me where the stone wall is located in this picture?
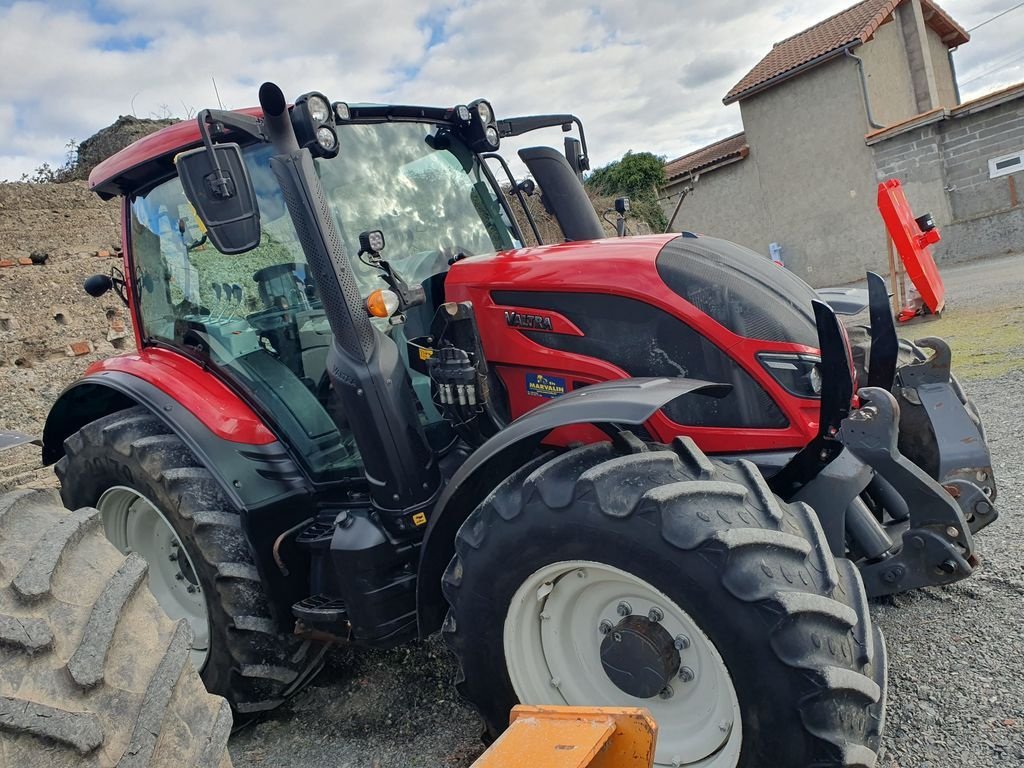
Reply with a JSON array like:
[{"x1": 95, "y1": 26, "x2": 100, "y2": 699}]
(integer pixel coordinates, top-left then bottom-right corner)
[{"x1": 871, "y1": 91, "x2": 1024, "y2": 262}]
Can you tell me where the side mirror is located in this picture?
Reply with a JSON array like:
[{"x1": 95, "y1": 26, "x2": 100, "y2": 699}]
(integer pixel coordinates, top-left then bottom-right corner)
[
  {"x1": 564, "y1": 137, "x2": 585, "y2": 180},
  {"x1": 176, "y1": 142, "x2": 261, "y2": 255},
  {"x1": 84, "y1": 274, "x2": 112, "y2": 297}
]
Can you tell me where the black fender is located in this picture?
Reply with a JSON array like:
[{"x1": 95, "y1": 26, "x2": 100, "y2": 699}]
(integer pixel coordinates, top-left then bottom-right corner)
[
  {"x1": 43, "y1": 372, "x2": 314, "y2": 632},
  {"x1": 416, "y1": 376, "x2": 730, "y2": 637},
  {"x1": 42, "y1": 372, "x2": 310, "y2": 512}
]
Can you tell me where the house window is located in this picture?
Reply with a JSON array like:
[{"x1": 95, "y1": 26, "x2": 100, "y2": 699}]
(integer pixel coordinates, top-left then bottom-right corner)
[{"x1": 988, "y1": 151, "x2": 1024, "y2": 179}]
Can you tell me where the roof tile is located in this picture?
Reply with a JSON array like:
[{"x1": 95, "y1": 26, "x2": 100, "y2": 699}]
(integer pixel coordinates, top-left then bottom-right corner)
[
  {"x1": 723, "y1": 0, "x2": 968, "y2": 104},
  {"x1": 664, "y1": 133, "x2": 748, "y2": 180}
]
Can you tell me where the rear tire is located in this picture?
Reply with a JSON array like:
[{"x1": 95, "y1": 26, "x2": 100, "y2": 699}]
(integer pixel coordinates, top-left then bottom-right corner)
[
  {"x1": 0, "y1": 488, "x2": 232, "y2": 766},
  {"x1": 443, "y1": 437, "x2": 885, "y2": 767},
  {"x1": 55, "y1": 406, "x2": 324, "y2": 715}
]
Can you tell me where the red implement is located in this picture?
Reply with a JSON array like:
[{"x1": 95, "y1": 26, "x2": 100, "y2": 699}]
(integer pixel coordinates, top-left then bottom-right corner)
[{"x1": 878, "y1": 178, "x2": 945, "y2": 315}]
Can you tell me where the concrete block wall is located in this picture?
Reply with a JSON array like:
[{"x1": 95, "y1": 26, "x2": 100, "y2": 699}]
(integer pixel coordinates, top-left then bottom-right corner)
[{"x1": 871, "y1": 94, "x2": 1024, "y2": 262}]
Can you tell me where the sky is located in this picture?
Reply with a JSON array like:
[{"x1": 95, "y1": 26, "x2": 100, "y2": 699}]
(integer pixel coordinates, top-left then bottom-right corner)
[{"x1": 1, "y1": 0, "x2": 1022, "y2": 182}]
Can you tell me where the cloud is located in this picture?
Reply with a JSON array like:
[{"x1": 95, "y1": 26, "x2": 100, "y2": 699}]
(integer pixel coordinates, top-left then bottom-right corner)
[
  {"x1": 678, "y1": 51, "x2": 747, "y2": 90},
  {"x1": 0, "y1": 0, "x2": 1018, "y2": 181}
]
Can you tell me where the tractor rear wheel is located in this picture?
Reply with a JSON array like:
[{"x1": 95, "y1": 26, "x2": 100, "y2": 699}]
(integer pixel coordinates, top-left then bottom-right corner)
[
  {"x1": 0, "y1": 488, "x2": 232, "y2": 766},
  {"x1": 443, "y1": 436, "x2": 885, "y2": 768},
  {"x1": 55, "y1": 407, "x2": 324, "y2": 716}
]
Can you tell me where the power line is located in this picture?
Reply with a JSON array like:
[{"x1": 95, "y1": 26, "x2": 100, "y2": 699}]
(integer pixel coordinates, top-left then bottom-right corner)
[
  {"x1": 967, "y1": 1, "x2": 1024, "y2": 32},
  {"x1": 960, "y1": 48, "x2": 1024, "y2": 86}
]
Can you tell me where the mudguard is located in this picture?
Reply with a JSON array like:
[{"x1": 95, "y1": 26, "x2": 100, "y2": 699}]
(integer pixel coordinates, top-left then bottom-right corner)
[
  {"x1": 42, "y1": 355, "x2": 309, "y2": 512},
  {"x1": 416, "y1": 376, "x2": 730, "y2": 636}
]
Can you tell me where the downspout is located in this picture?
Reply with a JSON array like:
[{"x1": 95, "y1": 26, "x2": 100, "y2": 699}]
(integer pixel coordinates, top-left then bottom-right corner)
[
  {"x1": 948, "y1": 47, "x2": 962, "y2": 104},
  {"x1": 845, "y1": 48, "x2": 885, "y2": 130}
]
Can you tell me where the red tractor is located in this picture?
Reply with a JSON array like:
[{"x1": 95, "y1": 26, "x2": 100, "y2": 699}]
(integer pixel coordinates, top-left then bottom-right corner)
[{"x1": 40, "y1": 82, "x2": 997, "y2": 767}]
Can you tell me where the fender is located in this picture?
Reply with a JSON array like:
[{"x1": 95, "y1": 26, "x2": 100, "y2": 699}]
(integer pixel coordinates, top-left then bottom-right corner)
[
  {"x1": 42, "y1": 349, "x2": 309, "y2": 511},
  {"x1": 416, "y1": 376, "x2": 731, "y2": 636}
]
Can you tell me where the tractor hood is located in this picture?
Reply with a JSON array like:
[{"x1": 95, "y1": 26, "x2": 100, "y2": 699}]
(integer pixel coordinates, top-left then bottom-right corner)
[{"x1": 447, "y1": 233, "x2": 821, "y2": 349}]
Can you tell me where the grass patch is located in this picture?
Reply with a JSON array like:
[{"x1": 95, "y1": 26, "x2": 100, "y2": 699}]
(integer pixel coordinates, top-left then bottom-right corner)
[{"x1": 909, "y1": 302, "x2": 1024, "y2": 380}]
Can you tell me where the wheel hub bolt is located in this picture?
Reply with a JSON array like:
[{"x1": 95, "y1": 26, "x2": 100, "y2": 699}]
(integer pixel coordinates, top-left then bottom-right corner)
[
  {"x1": 659, "y1": 685, "x2": 673, "y2": 700},
  {"x1": 175, "y1": 573, "x2": 184, "y2": 581},
  {"x1": 945, "y1": 526, "x2": 960, "y2": 538},
  {"x1": 187, "y1": 585, "x2": 198, "y2": 594},
  {"x1": 616, "y1": 601, "x2": 631, "y2": 617},
  {"x1": 678, "y1": 666, "x2": 694, "y2": 682},
  {"x1": 648, "y1": 607, "x2": 664, "y2": 623},
  {"x1": 599, "y1": 619, "x2": 614, "y2": 635},
  {"x1": 168, "y1": 552, "x2": 177, "y2": 562},
  {"x1": 674, "y1": 634, "x2": 690, "y2": 650}
]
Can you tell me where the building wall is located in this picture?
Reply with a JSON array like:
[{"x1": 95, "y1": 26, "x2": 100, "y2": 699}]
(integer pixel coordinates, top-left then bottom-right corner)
[
  {"x1": 925, "y1": 23, "x2": 958, "y2": 108},
  {"x1": 663, "y1": 158, "x2": 771, "y2": 252},
  {"x1": 871, "y1": 94, "x2": 1024, "y2": 261},
  {"x1": 860, "y1": 15, "x2": 918, "y2": 126},
  {"x1": 665, "y1": 56, "x2": 898, "y2": 287},
  {"x1": 898, "y1": 2, "x2": 934, "y2": 113}
]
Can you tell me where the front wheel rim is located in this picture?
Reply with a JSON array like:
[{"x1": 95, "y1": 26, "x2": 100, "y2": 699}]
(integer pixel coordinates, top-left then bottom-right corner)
[
  {"x1": 504, "y1": 560, "x2": 742, "y2": 767},
  {"x1": 97, "y1": 486, "x2": 211, "y2": 670}
]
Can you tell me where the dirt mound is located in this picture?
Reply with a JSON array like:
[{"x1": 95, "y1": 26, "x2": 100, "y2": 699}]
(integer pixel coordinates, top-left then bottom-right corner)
[
  {"x1": 511, "y1": 188, "x2": 654, "y2": 244},
  {"x1": 67, "y1": 115, "x2": 178, "y2": 182},
  {"x1": 0, "y1": 180, "x2": 128, "y2": 447}
]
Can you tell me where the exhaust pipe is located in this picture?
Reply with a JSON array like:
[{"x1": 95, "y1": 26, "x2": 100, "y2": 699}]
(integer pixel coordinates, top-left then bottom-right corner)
[{"x1": 259, "y1": 82, "x2": 300, "y2": 155}]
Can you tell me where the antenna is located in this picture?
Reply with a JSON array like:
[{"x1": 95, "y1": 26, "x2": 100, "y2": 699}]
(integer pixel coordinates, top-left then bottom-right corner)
[{"x1": 212, "y1": 76, "x2": 224, "y2": 110}]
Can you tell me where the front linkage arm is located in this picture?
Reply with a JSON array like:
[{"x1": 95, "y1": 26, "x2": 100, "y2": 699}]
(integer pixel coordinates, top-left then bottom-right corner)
[{"x1": 840, "y1": 386, "x2": 988, "y2": 596}]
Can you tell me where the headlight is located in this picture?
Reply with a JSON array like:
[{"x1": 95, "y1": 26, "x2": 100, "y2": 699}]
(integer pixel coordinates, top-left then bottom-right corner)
[
  {"x1": 455, "y1": 104, "x2": 471, "y2": 122},
  {"x1": 316, "y1": 126, "x2": 338, "y2": 152},
  {"x1": 333, "y1": 101, "x2": 351, "y2": 121},
  {"x1": 307, "y1": 95, "x2": 330, "y2": 123},
  {"x1": 358, "y1": 229, "x2": 386, "y2": 255},
  {"x1": 809, "y1": 364, "x2": 822, "y2": 395},
  {"x1": 475, "y1": 100, "x2": 492, "y2": 124},
  {"x1": 485, "y1": 125, "x2": 499, "y2": 148},
  {"x1": 757, "y1": 353, "x2": 822, "y2": 399}
]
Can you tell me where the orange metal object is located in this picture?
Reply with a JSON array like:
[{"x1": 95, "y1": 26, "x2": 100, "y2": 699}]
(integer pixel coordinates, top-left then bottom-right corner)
[
  {"x1": 471, "y1": 706, "x2": 658, "y2": 768},
  {"x1": 877, "y1": 178, "x2": 945, "y2": 316}
]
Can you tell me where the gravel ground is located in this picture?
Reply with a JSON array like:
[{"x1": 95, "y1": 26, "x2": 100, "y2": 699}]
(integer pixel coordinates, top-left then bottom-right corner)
[{"x1": 231, "y1": 256, "x2": 1024, "y2": 767}]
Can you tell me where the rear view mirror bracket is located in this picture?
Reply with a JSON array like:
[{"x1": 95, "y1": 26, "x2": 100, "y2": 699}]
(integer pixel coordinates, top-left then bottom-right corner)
[{"x1": 176, "y1": 110, "x2": 262, "y2": 255}]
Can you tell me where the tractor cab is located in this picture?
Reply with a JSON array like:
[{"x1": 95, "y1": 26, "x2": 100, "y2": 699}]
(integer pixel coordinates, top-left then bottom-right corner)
[{"x1": 88, "y1": 91, "x2": 590, "y2": 488}]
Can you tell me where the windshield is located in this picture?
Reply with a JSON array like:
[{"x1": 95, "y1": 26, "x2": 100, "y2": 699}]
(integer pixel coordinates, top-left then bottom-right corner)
[
  {"x1": 318, "y1": 121, "x2": 520, "y2": 291},
  {"x1": 128, "y1": 120, "x2": 508, "y2": 482}
]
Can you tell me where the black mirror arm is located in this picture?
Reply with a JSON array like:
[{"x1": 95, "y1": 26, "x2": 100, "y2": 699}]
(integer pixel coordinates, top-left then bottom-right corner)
[
  {"x1": 497, "y1": 114, "x2": 590, "y2": 171},
  {"x1": 193, "y1": 110, "x2": 270, "y2": 199},
  {"x1": 378, "y1": 261, "x2": 425, "y2": 312}
]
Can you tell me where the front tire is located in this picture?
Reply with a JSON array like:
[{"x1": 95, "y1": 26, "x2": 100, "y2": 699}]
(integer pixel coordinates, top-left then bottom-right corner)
[
  {"x1": 55, "y1": 407, "x2": 324, "y2": 715},
  {"x1": 443, "y1": 436, "x2": 885, "y2": 767}
]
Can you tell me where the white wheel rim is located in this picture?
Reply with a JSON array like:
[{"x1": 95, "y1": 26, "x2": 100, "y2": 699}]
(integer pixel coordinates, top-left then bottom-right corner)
[
  {"x1": 97, "y1": 486, "x2": 210, "y2": 669},
  {"x1": 504, "y1": 560, "x2": 742, "y2": 767}
]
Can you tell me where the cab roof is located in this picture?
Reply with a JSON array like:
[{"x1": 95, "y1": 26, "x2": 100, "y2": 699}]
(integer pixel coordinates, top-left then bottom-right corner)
[
  {"x1": 88, "y1": 108, "x2": 264, "y2": 200},
  {"x1": 88, "y1": 103, "x2": 469, "y2": 200}
]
